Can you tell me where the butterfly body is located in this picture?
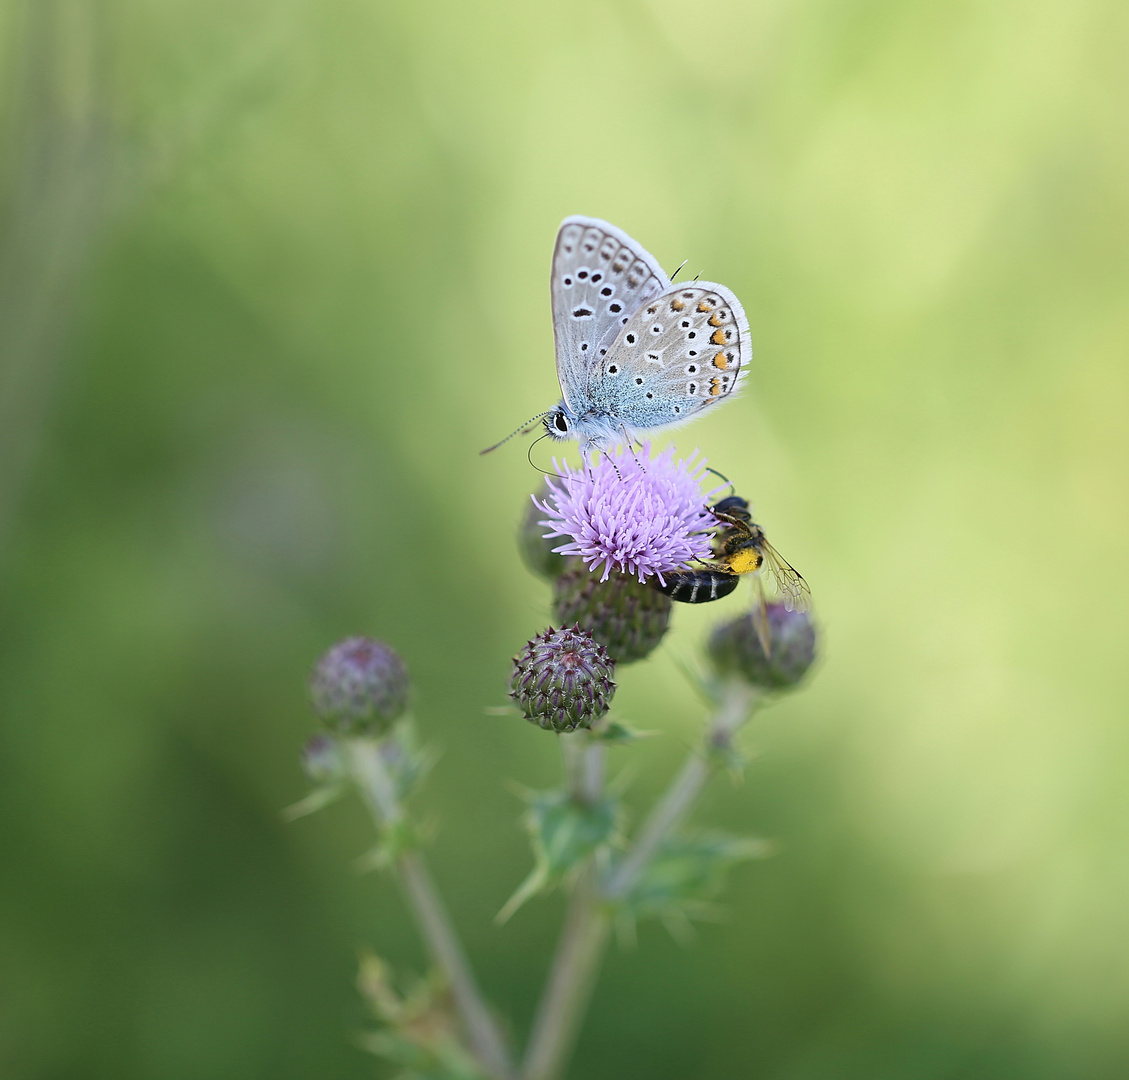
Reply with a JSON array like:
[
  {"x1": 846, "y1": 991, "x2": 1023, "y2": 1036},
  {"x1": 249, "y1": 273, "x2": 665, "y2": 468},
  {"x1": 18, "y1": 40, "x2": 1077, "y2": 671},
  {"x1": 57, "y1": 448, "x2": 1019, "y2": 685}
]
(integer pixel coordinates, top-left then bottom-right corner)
[{"x1": 543, "y1": 216, "x2": 751, "y2": 454}]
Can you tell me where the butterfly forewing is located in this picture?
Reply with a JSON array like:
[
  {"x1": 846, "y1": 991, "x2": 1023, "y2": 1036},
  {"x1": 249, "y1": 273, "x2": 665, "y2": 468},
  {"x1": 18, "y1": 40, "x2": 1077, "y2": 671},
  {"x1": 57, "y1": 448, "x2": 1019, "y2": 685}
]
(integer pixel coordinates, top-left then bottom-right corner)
[
  {"x1": 551, "y1": 217, "x2": 670, "y2": 413},
  {"x1": 592, "y1": 282, "x2": 751, "y2": 432}
]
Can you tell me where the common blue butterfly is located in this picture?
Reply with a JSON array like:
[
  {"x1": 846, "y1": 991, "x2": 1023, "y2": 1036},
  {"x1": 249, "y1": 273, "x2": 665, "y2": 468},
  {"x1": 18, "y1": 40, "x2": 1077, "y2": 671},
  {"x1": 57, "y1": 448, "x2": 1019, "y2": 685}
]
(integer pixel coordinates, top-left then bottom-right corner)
[{"x1": 485, "y1": 216, "x2": 751, "y2": 457}]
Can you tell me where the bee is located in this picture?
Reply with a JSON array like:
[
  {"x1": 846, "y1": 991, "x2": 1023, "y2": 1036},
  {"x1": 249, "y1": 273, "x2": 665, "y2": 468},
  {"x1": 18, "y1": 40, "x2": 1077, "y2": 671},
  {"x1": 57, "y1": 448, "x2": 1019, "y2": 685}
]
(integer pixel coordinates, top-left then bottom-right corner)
[{"x1": 653, "y1": 495, "x2": 811, "y2": 654}]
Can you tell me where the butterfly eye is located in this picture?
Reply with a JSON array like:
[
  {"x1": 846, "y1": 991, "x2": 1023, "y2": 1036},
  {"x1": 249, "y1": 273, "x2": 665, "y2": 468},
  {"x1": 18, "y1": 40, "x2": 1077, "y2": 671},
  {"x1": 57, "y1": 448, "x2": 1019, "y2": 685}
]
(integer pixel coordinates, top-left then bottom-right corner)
[{"x1": 554, "y1": 414, "x2": 569, "y2": 433}]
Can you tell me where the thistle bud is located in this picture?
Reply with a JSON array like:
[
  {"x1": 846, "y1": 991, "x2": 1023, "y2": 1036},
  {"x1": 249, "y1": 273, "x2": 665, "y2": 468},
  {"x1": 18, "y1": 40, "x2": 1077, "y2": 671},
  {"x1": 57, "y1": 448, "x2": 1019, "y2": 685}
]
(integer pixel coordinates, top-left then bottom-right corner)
[
  {"x1": 309, "y1": 637, "x2": 410, "y2": 737},
  {"x1": 707, "y1": 605, "x2": 817, "y2": 690},
  {"x1": 553, "y1": 566, "x2": 671, "y2": 664},
  {"x1": 518, "y1": 488, "x2": 568, "y2": 580},
  {"x1": 510, "y1": 625, "x2": 616, "y2": 733},
  {"x1": 300, "y1": 733, "x2": 346, "y2": 784}
]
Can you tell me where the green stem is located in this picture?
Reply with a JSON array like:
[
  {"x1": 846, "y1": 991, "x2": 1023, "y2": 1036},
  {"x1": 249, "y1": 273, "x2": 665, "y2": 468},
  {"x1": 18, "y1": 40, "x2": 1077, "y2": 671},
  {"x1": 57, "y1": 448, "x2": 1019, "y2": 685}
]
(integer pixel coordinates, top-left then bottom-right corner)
[
  {"x1": 604, "y1": 680, "x2": 759, "y2": 901},
  {"x1": 522, "y1": 732, "x2": 607, "y2": 1080},
  {"x1": 522, "y1": 681, "x2": 761, "y2": 1080},
  {"x1": 347, "y1": 738, "x2": 516, "y2": 1080}
]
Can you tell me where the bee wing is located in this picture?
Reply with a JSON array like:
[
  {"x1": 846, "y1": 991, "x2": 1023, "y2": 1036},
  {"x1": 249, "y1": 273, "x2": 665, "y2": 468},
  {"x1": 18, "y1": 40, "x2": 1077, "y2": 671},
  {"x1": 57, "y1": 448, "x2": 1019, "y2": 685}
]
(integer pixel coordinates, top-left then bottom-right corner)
[
  {"x1": 758, "y1": 540, "x2": 812, "y2": 613},
  {"x1": 752, "y1": 573, "x2": 772, "y2": 659}
]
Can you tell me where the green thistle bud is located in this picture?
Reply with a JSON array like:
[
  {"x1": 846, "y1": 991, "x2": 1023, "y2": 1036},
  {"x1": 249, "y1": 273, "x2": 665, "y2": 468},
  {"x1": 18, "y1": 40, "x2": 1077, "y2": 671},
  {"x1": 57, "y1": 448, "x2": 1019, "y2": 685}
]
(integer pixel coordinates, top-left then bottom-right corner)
[
  {"x1": 300, "y1": 733, "x2": 346, "y2": 784},
  {"x1": 553, "y1": 566, "x2": 671, "y2": 664},
  {"x1": 518, "y1": 487, "x2": 568, "y2": 580},
  {"x1": 510, "y1": 625, "x2": 616, "y2": 733},
  {"x1": 707, "y1": 605, "x2": 817, "y2": 690},
  {"x1": 309, "y1": 637, "x2": 410, "y2": 737}
]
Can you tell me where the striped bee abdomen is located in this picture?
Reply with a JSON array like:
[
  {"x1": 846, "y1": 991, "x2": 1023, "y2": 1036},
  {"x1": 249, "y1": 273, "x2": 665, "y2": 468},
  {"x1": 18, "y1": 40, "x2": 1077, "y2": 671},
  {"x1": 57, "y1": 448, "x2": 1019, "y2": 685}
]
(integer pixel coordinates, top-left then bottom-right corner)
[{"x1": 652, "y1": 569, "x2": 740, "y2": 604}]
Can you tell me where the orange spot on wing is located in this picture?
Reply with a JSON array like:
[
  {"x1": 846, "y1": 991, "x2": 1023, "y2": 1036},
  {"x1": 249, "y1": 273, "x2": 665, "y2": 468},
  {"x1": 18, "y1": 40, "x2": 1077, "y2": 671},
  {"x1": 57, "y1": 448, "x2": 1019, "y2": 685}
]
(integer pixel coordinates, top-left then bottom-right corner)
[
  {"x1": 709, "y1": 377, "x2": 723, "y2": 397},
  {"x1": 670, "y1": 298, "x2": 685, "y2": 311},
  {"x1": 712, "y1": 352, "x2": 729, "y2": 369},
  {"x1": 697, "y1": 300, "x2": 713, "y2": 312},
  {"x1": 710, "y1": 328, "x2": 727, "y2": 345},
  {"x1": 708, "y1": 312, "x2": 724, "y2": 326}
]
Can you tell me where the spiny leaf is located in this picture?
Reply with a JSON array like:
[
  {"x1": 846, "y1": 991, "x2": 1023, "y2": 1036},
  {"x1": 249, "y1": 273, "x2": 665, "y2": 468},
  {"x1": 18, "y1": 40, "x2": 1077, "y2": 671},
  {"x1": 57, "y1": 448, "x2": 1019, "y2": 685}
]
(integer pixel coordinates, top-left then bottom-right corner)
[
  {"x1": 497, "y1": 788, "x2": 618, "y2": 922},
  {"x1": 615, "y1": 829, "x2": 773, "y2": 923}
]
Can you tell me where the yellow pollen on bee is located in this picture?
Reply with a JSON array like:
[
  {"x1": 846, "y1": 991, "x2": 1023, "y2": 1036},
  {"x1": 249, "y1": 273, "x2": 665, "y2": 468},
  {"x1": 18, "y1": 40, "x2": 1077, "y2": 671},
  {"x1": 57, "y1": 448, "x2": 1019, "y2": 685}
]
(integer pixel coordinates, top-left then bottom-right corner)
[
  {"x1": 710, "y1": 328, "x2": 727, "y2": 345},
  {"x1": 712, "y1": 351, "x2": 729, "y2": 369},
  {"x1": 708, "y1": 312, "x2": 724, "y2": 326},
  {"x1": 727, "y1": 549, "x2": 763, "y2": 575}
]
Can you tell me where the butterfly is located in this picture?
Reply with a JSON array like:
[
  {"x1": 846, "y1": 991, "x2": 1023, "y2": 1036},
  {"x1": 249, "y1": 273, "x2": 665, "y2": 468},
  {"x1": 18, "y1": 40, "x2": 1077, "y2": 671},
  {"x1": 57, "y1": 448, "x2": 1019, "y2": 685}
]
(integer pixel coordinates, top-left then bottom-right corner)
[{"x1": 483, "y1": 216, "x2": 751, "y2": 457}]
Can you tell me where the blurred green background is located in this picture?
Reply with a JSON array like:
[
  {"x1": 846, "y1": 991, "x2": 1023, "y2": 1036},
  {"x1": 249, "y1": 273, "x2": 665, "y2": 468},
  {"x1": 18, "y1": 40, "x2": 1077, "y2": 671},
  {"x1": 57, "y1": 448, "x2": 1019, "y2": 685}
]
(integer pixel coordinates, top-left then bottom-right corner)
[{"x1": 2, "y1": 0, "x2": 1127, "y2": 1077}]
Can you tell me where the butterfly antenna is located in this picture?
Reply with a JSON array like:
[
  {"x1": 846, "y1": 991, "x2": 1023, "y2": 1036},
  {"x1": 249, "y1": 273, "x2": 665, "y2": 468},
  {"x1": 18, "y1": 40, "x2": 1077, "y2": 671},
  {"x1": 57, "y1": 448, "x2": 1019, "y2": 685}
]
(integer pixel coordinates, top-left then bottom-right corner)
[
  {"x1": 480, "y1": 412, "x2": 551, "y2": 455},
  {"x1": 669, "y1": 259, "x2": 689, "y2": 283}
]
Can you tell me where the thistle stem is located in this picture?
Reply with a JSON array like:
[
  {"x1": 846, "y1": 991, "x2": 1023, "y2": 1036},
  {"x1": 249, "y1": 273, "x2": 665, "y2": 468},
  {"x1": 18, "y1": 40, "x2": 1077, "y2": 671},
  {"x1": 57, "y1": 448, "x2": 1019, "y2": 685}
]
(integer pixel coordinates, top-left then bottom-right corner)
[
  {"x1": 347, "y1": 738, "x2": 516, "y2": 1080},
  {"x1": 523, "y1": 733, "x2": 608, "y2": 1080},
  {"x1": 604, "y1": 680, "x2": 760, "y2": 901},
  {"x1": 521, "y1": 681, "x2": 761, "y2": 1080}
]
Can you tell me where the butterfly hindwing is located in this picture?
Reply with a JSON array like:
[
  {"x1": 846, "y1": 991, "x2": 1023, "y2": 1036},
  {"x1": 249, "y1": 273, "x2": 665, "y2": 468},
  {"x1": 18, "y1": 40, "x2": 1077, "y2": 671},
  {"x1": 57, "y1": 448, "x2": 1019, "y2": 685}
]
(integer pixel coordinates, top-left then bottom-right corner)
[
  {"x1": 587, "y1": 282, "x2": 751, "y2": 432},
  {"x1": 550, "y1": 216, "x2": 671, "y2": 414}
]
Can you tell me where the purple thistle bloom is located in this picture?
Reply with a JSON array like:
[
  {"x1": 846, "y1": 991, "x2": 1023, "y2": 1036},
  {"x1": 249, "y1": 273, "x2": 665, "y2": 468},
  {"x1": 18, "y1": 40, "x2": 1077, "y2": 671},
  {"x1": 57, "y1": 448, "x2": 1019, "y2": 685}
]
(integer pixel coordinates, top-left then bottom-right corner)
[{"x1": 535, "y1": 444, "x2": 722, "y2": 585}]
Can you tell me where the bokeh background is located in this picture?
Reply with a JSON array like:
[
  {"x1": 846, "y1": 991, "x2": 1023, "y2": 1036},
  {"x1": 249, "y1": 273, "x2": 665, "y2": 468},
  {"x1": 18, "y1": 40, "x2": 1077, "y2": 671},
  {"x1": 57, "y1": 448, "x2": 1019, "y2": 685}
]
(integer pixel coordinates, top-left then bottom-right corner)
[{"x1": 2, "y1": 0, "x2": 1127, "y2": 1077}]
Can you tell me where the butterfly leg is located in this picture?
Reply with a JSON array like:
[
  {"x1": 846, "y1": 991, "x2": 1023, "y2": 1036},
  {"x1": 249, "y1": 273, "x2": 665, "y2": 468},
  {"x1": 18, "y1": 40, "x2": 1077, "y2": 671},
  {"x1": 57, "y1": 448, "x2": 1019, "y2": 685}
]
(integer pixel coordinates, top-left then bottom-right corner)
[{"x1": 620, "y1": 425, "x2": 646, "y2": 474}]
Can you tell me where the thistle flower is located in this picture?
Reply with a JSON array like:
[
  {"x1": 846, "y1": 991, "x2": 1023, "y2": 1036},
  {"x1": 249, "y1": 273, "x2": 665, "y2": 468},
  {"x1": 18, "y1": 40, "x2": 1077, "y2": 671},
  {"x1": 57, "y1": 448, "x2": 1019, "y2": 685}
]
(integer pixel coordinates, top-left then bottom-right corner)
[
  {"x1": 510, "y1": 625, "x2": 616, "y2": 733},
  {"x1": 535, "y1": 444, "x2": 720, "y2": 585},
  {"x1": 553, "y1": 566, "x2": 672, "y2": 664},
  {"x1": 707, "y1": 604, "x2": 817, "y2": 690},
  {"x1": 309, "y1": 637, "x2": 410, "y2": 737}
]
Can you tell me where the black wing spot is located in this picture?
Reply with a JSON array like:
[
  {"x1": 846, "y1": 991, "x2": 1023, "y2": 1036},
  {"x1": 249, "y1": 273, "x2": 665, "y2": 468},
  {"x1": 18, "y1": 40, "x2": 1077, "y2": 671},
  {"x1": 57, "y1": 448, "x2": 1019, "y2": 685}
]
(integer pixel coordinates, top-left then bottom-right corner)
[
  {"x1": 591, "y1": 272, "x2": 602, "y2": 283},
  {"x1": 580, "y1": 342, "x2": 588, "y2": 351},
  {"x1": 635, "y1": 377, "x2": 643, "y2": 385},
  {"x1": 563, "y1": 276, "x2": 573, "y2": 286},
  {"x1": 600, "y1": 286, "x2": 613, "y2": 296},
  {"x1": 572, "y1": 307, "x2": 593, "y2": 318},
  {"x1": 687, "y1": 364, "x2": 697, "y2": 373},
  {"x1": 645, "y1": 392, "x2": 653, "y2": 399},
  {"x1": 577, "y1": 269, "x2": 589, "y2": 280},
  {"x1": 687, "y1": 331, "x2": 697, "y2": 339},
  {"x1": 607, "y1": 364, "x2": 618, "y2": 373},
  {"x1": 609, "y1": 302, "x2": 622, "y2": 313},
  {"x1": 625, "y1": 333, "x2": 636, "y2": 344}
]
